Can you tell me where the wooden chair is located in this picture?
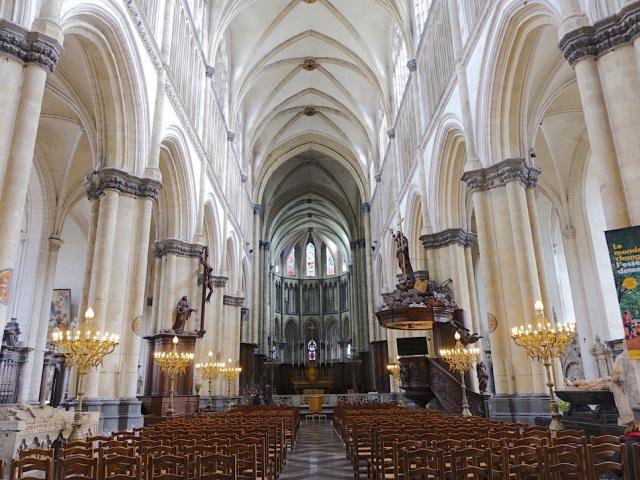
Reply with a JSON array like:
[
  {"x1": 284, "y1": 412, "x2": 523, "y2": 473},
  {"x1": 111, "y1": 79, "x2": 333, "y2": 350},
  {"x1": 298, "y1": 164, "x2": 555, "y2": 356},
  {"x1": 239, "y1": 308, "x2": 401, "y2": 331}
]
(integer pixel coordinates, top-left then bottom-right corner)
[
  {"x1": 18, "y1": 449, "x2": 53, "y2": 459},
  {"x1": 147, "y1": 453, "x2": 189, "y2": 480},
  {"x1": 403, "y1": 448, "x2": 445, "y2": 480},
  {"x1": 392, "y1": 439, "x2": 425, "y2": 480},
  {"x1": 57, "y1": 456, "x2": 98, "y2": 480},
  {"x1": 194, "y1": 453, "x2": 237, "y2": 480},
  {"x1": 587, "y1": 440, "x2": 629, "y2": 480},
  {"x1": 10, "y1": 457, "x2": 54, "y2": 480},
  {"x1": 0, "y1": 458, "x2": 4, "y2": 479},
  {"x1": 236, "y1": 444, "x2": 258, "y2": 480},
  {"x1": 543, "y1": 444, "x2": 587, "y2": 480},
  {"x1": 450, "y1": 447, "x2": 494, "y2": 479},
  {"x1": 101, "y1": 454, "x2": 142, "y2": 480},
  {"x1": 60, "y1": 446, "x2": 93, "y2": 459},
  {"x1": 501, "y1": 445, "x2": 544, "y2": 480}
]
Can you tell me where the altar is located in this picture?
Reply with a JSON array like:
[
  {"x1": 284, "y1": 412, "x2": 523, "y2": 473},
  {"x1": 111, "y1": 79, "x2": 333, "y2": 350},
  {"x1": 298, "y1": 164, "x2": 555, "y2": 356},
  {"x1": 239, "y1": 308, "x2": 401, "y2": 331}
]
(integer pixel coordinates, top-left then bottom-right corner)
[{"x1": 291, "y1": 361, "x2": 332, "y2": 394}]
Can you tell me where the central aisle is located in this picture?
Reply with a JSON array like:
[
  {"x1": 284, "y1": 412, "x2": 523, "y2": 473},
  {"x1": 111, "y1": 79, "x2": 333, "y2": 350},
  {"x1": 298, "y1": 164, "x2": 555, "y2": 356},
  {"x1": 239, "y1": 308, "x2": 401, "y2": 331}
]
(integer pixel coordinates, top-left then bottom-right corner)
[{"x1": 280, "y1": 419, "x2": 353, "y2": 479}]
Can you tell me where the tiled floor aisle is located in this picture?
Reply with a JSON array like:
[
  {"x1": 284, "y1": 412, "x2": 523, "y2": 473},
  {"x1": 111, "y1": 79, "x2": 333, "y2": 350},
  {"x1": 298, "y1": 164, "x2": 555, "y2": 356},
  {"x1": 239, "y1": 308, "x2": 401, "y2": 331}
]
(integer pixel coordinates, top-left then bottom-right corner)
[{"x1": 280, "y1": 419, "x2": 353, "y2": 479}]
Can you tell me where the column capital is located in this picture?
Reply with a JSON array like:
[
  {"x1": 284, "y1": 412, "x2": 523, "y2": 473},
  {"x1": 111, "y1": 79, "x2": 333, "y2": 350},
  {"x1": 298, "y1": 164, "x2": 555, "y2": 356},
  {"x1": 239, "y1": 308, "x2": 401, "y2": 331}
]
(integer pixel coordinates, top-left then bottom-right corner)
[
  {"x1": 48, "y1": 235, "x2": 63, "y2": 251},
  {"x1": 226, "y1": 131, "x2": 236, "y2": 142},
  {"x1": 461, "y1": 158, "x2": 541, "y2": 192},
  {"x1": 407, "y1": 59, "x2": 417, "y2": 72},
  {"x1": 387, "y1": 128, "x2": 396, "y2": 140},
  {"x1": 420, "y1": 228, "x2": 476, "y2": 249},
  {"x1": 223, "y1": 295, "x2": 245, "y2": 307},
  {"x1": 559, "y1": 2, "x2": 640, "y2": 65},
  {"x1": 0, "y1": 20, "x2": 62, "y2": 71},
  {"x1": 85, "y1": 168, "x2": 162, "y2": 201},
  {"x1": 212, "y1": 275, "x2": 228, "y2": 287},
  {"x1": 152, "y1": 239, "x2": 204, "y2": 258},
  {"x1": 253, "y1": 203, "x2": 264, "y2": 215},
  {"x1": 361, "y1": 202, "x2": 371, "y2": 214}
]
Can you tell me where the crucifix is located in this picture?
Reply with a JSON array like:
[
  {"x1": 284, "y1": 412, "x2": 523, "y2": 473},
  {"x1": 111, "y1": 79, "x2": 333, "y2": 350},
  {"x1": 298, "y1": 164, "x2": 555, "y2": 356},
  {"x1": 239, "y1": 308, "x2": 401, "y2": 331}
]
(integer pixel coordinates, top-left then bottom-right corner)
[{"x1": 197, "y1": 246, "x2": 214, "y2": 337}]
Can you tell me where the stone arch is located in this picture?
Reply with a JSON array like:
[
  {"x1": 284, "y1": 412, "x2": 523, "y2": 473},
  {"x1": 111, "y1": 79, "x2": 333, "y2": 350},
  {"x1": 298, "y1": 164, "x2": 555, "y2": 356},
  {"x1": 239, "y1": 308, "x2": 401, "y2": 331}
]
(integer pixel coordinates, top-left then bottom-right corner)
[
  {"x1": 254, "y1": 133, "x2": 369, "y2": 203},
  {"x1": 405, "y1": 189, "x2": 425, "y2": 270},
  {"x1": 431, "y1": 125, "x2": 468, "y2": 231},
  {"x1": 203, "y1": 200, "x2": 221, "y2": 273},
  {"x1": 61, "y1": 3, "x2": 149, "y2": 174},
  {"x1": 478, "y1": 1, "x2": 561, "y2": 164},
  {"x1": 157, "y1": 131, "x2": 196, "y2": 241}
]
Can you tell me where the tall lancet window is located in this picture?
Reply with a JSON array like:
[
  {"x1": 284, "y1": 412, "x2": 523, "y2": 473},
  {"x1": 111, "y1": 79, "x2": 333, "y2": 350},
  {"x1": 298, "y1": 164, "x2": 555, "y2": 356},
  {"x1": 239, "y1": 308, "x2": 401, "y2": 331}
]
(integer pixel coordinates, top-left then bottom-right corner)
[
  {"x1": 306, "y1": 243, "x2": 316, "y2": 277},
  {"x1": 286, "y1": 248, "x2": 296, "y2": 276},
  {"x1": 413, "y1": 0, "x2": 432, "y2": 40},
  {"x1": 327, "y1": 251, "x2": 335, "y2": 276},
  {"x1": 392, "y1": 24, "x2": 409, "y2": 112}
]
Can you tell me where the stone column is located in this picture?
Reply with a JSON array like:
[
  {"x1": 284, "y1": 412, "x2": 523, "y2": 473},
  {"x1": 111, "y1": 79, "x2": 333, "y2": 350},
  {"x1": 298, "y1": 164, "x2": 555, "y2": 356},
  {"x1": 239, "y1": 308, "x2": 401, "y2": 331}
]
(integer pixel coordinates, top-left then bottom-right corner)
[
  {"x1": 362, "y1": 204, "x2": 377, "y2": 343},
  {"x1": 421, "y1": 229, "x2": 477, "y2": 332},
  {"x1": 251, "y1": 205, "x2": 262, "y2": 347},
  {"x1": 22, "y1": 236, "x2": 63, "y2": 402},
  {"x1": 151, "y1": 239, "x2": 204, "y2": 331},
  {"x1": 0, "y1": 17, "x2": 62, "y2": 183},
  {"x1": 0, "y1": 24, "x2": 61, "y2": 331},
  {"x1": 119, "y1": 196, "x2": 153, "y2": 398},
  {"x1": 261, "y1": 241, "x2": 270, "y2": 353},
  {"x1": 81, "y1": 168, "x2": 161, "y2": 430},
  {"x1": 222, "y1": 294, "x2": 243, "y2": 395},
  {"x1": 462, "y1": 159, "x2": 549, "y2": 406},
  {"x1": 559, "y1": 6, "x2": 637, "y2": 227}
]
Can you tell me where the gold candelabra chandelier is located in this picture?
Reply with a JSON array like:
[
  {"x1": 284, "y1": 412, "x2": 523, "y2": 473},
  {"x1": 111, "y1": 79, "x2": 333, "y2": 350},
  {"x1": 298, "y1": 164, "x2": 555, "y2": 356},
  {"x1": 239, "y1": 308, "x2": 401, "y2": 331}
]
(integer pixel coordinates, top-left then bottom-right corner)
[
  {"x1": 195, "y1": 351, "x2": 225, "y2": 410},
  {"x1": 440, "y1": 331, "x2": 480, "y2": 416},
  {"x1": 511, "y1": 301, "x2": 576, "y2": 431},
  {"x1": 220, "y1": 358, "x2": 242, "y2": 399},
  {"x1": 386, "y1": 357, "x2": 400, "y2": 379},
  {"x1": 153, "y1": 336, "x2": 194, "y2": 416},
  {"x1": 51, "y1": 307, "x2": 119, "y2": 441}
]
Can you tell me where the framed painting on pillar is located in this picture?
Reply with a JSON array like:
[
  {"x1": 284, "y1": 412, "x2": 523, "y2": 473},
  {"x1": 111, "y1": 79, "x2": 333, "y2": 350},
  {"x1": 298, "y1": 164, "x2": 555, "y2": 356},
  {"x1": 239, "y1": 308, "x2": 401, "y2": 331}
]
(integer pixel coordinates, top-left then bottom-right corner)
[{"x1": 48, "y1": 289, "x2": 71, "y2": 340}]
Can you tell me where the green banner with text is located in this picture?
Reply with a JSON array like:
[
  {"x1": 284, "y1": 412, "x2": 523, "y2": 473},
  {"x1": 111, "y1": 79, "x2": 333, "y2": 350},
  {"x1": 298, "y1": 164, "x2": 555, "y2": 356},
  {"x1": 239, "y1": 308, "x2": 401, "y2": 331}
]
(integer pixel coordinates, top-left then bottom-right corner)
[{"x1": 606, "y1": 226, "x2": 640, "y2": 359}]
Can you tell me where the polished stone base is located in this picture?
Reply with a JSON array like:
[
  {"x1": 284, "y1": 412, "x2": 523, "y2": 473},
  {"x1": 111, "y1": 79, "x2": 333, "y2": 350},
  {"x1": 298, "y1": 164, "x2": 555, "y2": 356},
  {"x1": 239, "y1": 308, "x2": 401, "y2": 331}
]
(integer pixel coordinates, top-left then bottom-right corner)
[
  {"x1": 83, "y1": 397, "x2": 144, "y2": 434},
  {"x1": 280, "y1": 419, "x2": 352, "y2": 479},
  {"x1": 487, "y1": 394, "x2": 552, "y2": 424}
]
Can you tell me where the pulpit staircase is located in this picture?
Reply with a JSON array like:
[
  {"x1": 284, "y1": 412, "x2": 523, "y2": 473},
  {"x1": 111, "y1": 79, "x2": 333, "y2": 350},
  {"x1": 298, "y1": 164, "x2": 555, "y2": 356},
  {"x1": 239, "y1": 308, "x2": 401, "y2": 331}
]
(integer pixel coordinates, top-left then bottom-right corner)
[{"x1": 428, "y1": 358, "x2": 490, "y2": 417}]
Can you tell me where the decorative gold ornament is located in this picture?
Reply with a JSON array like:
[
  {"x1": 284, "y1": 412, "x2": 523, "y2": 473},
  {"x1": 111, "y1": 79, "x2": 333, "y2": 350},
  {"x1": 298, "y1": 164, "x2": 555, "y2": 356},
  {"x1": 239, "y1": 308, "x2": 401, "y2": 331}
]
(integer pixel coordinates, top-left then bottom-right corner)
[
  {"x1": 195, "y1": 351, "x2": 225, "y2": 410},
  {"x1": 153, "y1": 336, "x2": 194, "y2": 415},
  {"x1": 511, "y1": 301, "x2": 576, "y2": 431},
  {"x1": 220, "y1": 358, "x2": 242, "y2": 407},
  {"x1": 439, "y1": 332, "x2": 480, "y2": 416},
  {"x1": 51, "y1": 307, "x2": 119, "y2": 441}
]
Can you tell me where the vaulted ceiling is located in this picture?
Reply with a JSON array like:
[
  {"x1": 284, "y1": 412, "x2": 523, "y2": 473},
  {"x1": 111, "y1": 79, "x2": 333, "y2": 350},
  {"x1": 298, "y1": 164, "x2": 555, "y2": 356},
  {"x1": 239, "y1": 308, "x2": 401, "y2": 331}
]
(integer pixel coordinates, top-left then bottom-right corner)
[
  {"x1": 213, "y1": 0, "x2": 413, "y2": 255},
  {"x1": 214, "y1": 0, "x2": 412, "y2": 183}
]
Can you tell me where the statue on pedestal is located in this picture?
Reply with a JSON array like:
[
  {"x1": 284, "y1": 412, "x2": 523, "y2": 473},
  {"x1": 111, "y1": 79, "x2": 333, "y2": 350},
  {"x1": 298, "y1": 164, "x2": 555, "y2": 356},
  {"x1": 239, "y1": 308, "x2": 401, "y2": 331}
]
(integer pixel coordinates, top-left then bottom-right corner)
[
  {"x1": 172, "y1": 296, "x2": 195, "y2": 334},
  {"x1": 391, "y1": 230, "x2": 415, "y2": 290}
]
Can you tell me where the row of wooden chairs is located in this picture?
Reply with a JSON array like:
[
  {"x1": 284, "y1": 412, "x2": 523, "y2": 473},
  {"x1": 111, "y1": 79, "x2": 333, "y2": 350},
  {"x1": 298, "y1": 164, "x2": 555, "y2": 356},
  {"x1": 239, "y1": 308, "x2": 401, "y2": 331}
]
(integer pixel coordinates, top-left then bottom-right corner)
[
  {"x1": 333, "y1": 403, "x2": 638, "y2": 480},
  {"x1": 10, "y1": 406, "x2": 300, "y2": 480}
]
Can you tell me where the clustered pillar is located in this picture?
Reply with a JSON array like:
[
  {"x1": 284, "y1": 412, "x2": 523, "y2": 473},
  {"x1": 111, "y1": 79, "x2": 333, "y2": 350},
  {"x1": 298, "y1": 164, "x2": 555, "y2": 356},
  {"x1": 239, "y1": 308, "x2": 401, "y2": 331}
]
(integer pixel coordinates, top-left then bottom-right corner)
[
  {"x1": 81, "y1": 168, "x2": 161, "y2": 431},
  {"x1": 461, "y1": 159, "x2": 548, "y2": 400}
]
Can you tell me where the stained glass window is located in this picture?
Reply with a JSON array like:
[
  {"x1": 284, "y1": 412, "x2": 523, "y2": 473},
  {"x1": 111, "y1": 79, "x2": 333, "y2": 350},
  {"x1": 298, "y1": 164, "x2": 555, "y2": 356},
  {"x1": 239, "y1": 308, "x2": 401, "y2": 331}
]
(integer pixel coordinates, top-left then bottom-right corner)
[
  {"x1": 286, "y1": 248, "x2": 295, "y2": 276},
  {"x1": 327, "y1": 251, "x2": 335, "y2": 276},
  {"x1": 306, "y1": 243, "x2": 316, "y2": 277}
]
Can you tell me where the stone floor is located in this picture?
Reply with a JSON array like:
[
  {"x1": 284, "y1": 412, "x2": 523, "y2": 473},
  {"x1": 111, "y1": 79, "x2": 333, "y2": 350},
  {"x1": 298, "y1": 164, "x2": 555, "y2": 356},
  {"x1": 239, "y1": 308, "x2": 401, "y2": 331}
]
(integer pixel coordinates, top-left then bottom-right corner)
[{"x1": 280, "y1": 418, "x2": 353, "y2": 479}]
